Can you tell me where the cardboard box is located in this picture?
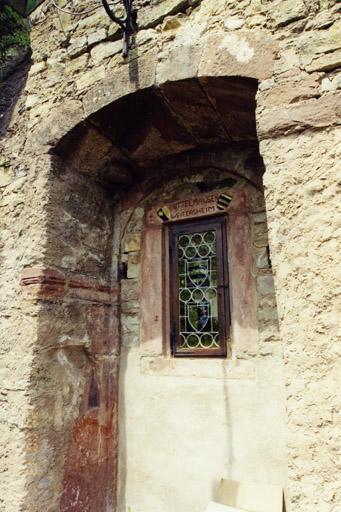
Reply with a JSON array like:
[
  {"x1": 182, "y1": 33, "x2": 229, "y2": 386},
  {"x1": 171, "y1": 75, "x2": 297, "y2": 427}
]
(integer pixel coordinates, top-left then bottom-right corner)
[
  {"x1": 217, "y1": 479, "x2": 283, "y2": 512},
  {"x1": 205, "y1": 502, "x2": 248, "y2": 512}
]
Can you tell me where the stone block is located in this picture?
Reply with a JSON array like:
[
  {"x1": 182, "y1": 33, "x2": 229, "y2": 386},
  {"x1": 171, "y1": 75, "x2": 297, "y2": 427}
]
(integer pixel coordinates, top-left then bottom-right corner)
[
  {"x1": 274, "y1": 48, "x2": 300, "y2": 75},
  {"x1": 77, "y1": 11, "x2": 111, "y2": 30},
  {"x1": 257, "y1": 93, "x2": 341, "y2": 139},
  {"x1": 25, "y1": 95, "x2": 39, "y2": 109},
  {"x1": 320, "y1": 77, "x2": 334, "y2": 93},
  {"x1": 46, "y1": 56, "x2": 65, "y2": 73},
  {"x1": 121, "y1": 279, "x2": 139, "y2": 302},
  {"x1": 271, "y1": 0, "x2": 308, "y2": 28},
  {"x1": 90, "y1": 41, "x2": 122, "y2": 65},
  {"x1": 332, "y1": 73, "x2": 341, "y2": 90},
  {"x1": 65, "y1": 54, "x2": 88, "y2": 75},
  {"x1": 82, "y1": 50, "x2": 157, "y2": 117},
  {"x1": 253, "y1": 212, "x2": 267, "y2": 224},
  {"x1": 156, "y1": 43, "x2": 202, "y2": 84},
  {"x1": 108, "y1": 23, "x2": 120, "y2": 38},
  {"x1": 67, "y1": 36, "x2": 88, "y2": 59},
  {"x1": 258, "y1": 305, "x2": 279, "y2": 322},
  {"x1": 121, "y1": 298, "x2": 140, "y2": 315},
  {"x1": 87, "y1": 28, "x2": 107, "y2": 47},
  {"x1": 257, "y1": 73, "x2": 320, "y2": 108},
  {"x1": 199, "y1": 31, "x2": 277, "y2": 80},
  {"x1": 305, "y1": 49, "x2": 341, "y2": 72},
  {"x1": 28, "y1": 61, "x2": 46, "y2": 76},
  {"x1": 298, "y1": 20, "x2": 341, "y2": 67},
  {"x1": 135, "y1": 29, "x2": 156, "y2": 46},
  {"x1": 0, "y1": 166, "x2": 12, "y2": 187},
  {"x1": 224, "y1": 16, "x2": 245, "y2": 30},
  {"x1": 253, "y1": 224, "x2": 268, "y2": 247},
  {"x1": 138, "y1": 0, "x2": 187, "y2": 29},
  {"x1": 259, "y1": 79, "x2": 274, "y2": 91},
  {"x1": 127, "y1": 252, "x2": 140, "y2": 279},
  {"x1": 33, "y1": 100, "x2": 84, "y2": 147},
  {"x1": 124, "y1": 234, "x2": 141, "y2": 253},
  {"x1": 257, "y1": 275, "x2": 275, "y2": 296},
  {"x1": 255, "y1": 247, "x2": 270, "y2": 269},
  {"x1": 121, "y1": 312, "x2": 140, "y2": 334},
  {"x1": 305, "y1": 8, "x2": 336, "y2": 31},
  {"x1": 246, "y1": 14, "x2": 266, "y2": 28},
  {"x1": 76, "y1": 66, "x2": 106, "y2": 91}
]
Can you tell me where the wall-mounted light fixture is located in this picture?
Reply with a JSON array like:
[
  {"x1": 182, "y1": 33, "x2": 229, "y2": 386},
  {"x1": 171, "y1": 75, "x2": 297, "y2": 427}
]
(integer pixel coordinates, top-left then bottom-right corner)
[{"x1": 1, "y1": 0, "x2": 137, "y2": 56}]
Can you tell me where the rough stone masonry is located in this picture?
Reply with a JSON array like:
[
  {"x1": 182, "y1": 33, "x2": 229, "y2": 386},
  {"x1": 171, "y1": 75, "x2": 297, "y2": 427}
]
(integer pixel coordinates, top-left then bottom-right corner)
[{"x1": 0, "y1": 0, "x2": 340, "y2": 511}]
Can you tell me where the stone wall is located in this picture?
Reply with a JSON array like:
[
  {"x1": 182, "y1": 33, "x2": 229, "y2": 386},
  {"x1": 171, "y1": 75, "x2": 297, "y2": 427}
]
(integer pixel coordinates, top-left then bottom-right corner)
[
  {"x1": 0, "y1": 153, "x2": 120, "y2": 511},
  {"x1": 0, "y1": 0, "x2": 340, "y2": 510},
  {"x1": 260, "y1": 128, "x2": 341, "y2": 512}
]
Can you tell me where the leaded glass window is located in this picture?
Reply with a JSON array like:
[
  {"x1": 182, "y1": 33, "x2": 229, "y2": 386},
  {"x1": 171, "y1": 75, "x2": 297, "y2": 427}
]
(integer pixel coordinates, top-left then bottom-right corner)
[{"x1": 169, "y1": 217, "x2": 229, "y2": 357}]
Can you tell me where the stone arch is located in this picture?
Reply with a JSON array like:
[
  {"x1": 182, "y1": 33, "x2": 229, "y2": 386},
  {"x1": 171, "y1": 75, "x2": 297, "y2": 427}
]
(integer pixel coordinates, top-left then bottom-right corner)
[
  {"x1": 33, "y1": 30, "x2": 277, "y2": 152},
  {"x1": 22, "y1": 36, "x2": 284, "y2": 512}
]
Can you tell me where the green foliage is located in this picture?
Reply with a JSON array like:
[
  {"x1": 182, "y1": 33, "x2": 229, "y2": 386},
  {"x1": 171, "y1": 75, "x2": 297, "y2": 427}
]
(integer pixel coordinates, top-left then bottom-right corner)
[{"x1": 0, "y1": 4, "x2": 30, "y2": 61}]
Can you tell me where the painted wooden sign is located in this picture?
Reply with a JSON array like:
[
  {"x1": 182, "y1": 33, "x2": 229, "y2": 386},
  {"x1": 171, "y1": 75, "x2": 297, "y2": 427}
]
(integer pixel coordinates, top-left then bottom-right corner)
[{"x1": 148, "y1": 191, "x2": 233, "y2": 224}]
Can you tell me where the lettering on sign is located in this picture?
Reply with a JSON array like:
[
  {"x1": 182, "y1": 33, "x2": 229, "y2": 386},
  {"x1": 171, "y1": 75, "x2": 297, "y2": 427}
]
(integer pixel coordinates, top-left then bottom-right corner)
[
  {"x1": 154, "y1": 193, "x2": 222, "y2": 223},
  {"x1": 147, "y1": 190, "x2": 234, "y2": 225}
]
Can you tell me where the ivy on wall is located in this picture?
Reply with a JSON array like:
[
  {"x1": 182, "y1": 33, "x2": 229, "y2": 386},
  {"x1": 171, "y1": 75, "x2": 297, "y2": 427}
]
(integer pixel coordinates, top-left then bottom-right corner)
[{"x1": 0, "y1": 4, "x2": 30, "y2": 67}]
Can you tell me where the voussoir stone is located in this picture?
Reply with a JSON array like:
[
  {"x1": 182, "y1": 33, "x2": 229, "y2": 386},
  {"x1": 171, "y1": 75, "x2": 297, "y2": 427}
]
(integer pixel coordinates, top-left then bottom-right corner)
[
  {"x1": 198, "y1": 31, "x2": 277, "y2": 80},
  {"x1": 82, "y1": 51, "x2": 157, "y2": 117},
  {"x1": 32, "y1": 100, "x2": 85, "y2": 147},
  {"x1": 76, "y1": 66, "x2": 106, "y2": 91},
  {"x1": 156, "y1": 43, "x2": 202, "y2": 84}
]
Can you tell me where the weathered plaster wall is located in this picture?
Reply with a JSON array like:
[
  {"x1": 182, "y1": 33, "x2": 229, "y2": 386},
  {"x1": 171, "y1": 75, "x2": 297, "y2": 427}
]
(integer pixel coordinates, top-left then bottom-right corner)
[
  {"x1": 117, "y1": 164, "x2": 286, "y2": 512},
  {"x1": 0, "y1": 0, "x2": 340, "y2": 511}
]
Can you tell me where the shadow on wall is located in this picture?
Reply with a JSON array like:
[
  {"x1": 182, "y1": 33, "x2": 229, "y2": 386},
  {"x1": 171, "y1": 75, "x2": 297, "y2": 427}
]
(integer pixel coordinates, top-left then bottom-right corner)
[
  {"x1": 22, "y1": 153, "x2": 120, "y2": 511},
  {"x1": 0, "y1": 54, "x2": 30, "y2": 138}
]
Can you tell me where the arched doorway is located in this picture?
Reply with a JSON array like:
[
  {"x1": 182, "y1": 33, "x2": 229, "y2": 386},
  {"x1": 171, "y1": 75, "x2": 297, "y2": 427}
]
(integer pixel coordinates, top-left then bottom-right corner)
[{"x1": 23, "y1": 72, "x2": 285, "y2": 511}]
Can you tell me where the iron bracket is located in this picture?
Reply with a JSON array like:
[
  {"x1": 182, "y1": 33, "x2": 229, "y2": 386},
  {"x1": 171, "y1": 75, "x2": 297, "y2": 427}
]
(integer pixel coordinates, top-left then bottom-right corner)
[{"x1": 101, "y1": 0, "x2": 137, "y2": 57}]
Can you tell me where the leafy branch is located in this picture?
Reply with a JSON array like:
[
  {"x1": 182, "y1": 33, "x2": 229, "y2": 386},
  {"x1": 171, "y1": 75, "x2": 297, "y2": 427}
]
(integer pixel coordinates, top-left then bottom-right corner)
[{"x1": 0, "y1": 4, "x2": 30, "y2": 63}]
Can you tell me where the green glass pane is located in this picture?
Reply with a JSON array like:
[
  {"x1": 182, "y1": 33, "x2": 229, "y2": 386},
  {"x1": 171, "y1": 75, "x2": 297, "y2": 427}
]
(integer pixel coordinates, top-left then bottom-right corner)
[
  {"x1": 204, "y1": 231, "x2": 215, "y2": 244},
  {"x1": 201, "y1": 333, "x2": 213, "y2": 347},
  {"x1": 177, "y1": 229, "x2": 220, "y2": 351}
]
